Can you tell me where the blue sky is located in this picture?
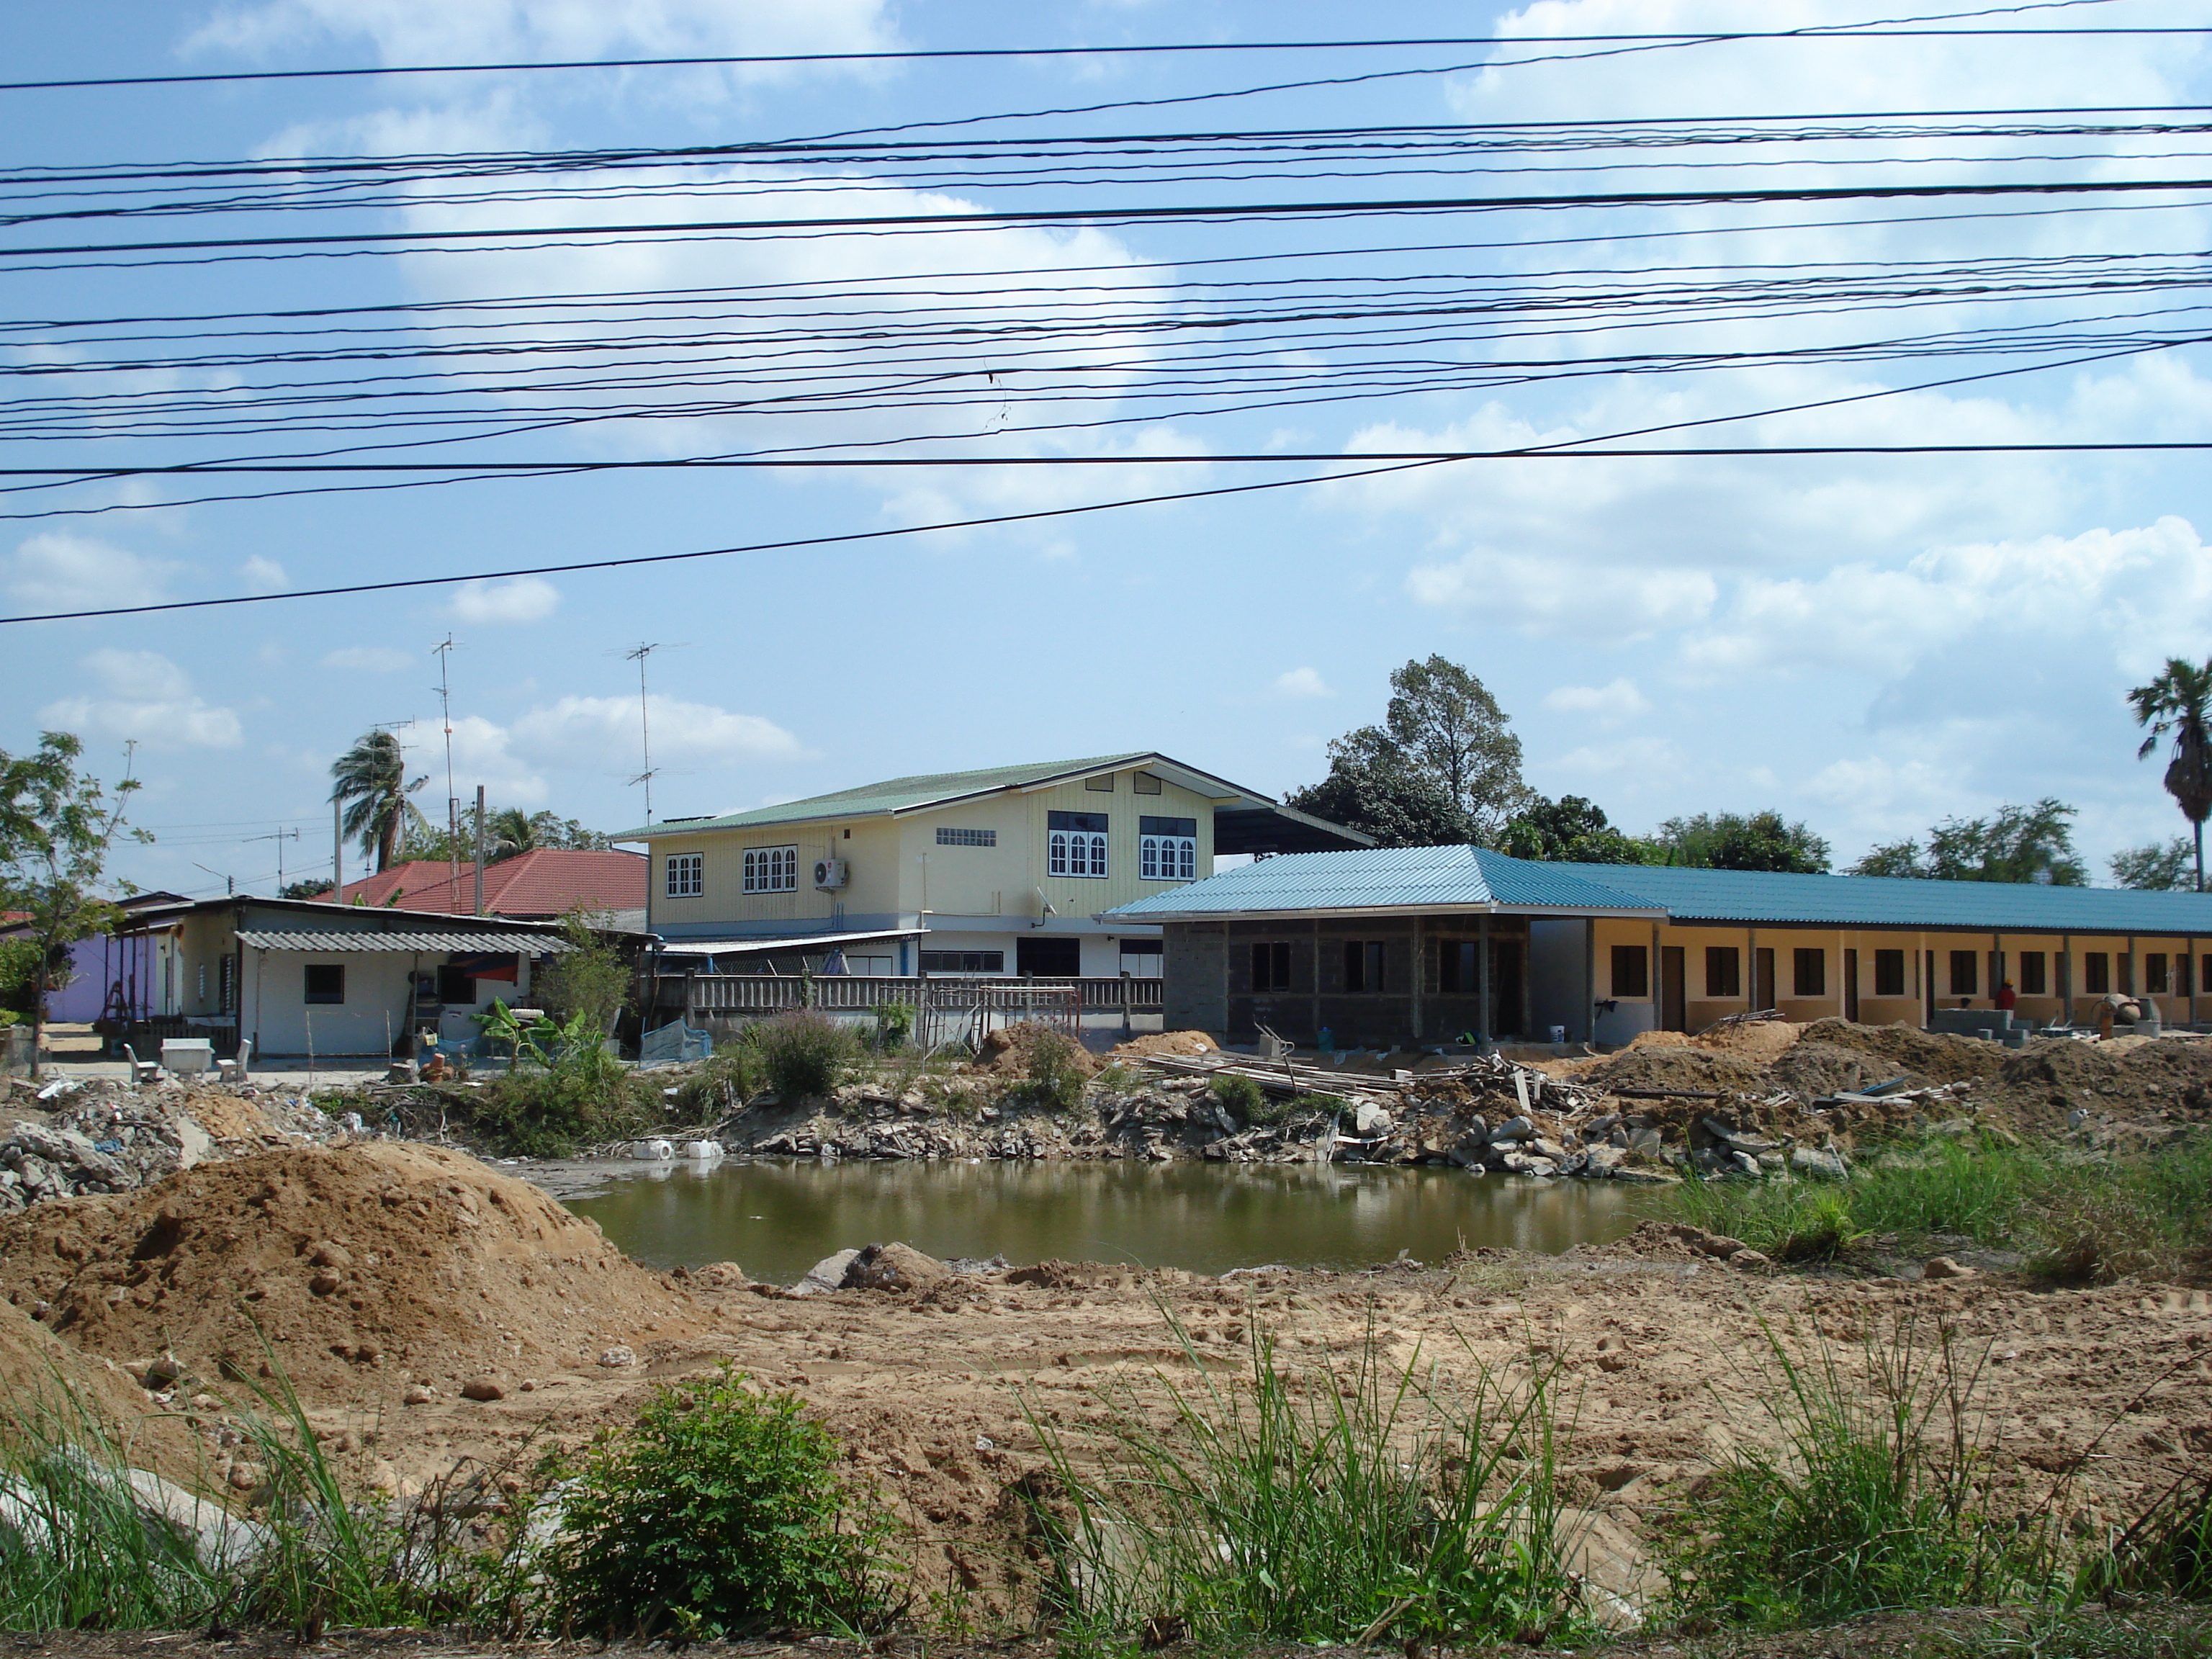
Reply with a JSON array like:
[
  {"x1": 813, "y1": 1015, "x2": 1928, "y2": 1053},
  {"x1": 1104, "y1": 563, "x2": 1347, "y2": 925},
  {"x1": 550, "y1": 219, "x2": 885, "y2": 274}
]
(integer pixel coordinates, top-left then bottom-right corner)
[{"x1": 3, "y1": 0, "x2": 2211, "y2": 897}]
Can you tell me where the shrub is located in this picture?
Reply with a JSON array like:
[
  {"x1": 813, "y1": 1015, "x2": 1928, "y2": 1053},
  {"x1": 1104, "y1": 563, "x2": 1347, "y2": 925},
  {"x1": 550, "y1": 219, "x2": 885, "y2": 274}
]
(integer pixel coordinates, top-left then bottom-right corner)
[
  {"x1": 1655, "y1": 1320, "x2": 2053, "y2": 1630},
  {"x1": 1208, "y1": 1074, "x2": 1267, "y2": 1123},
  {"x1": 871, "y1": 1002, "x2": 915, "y2": 1052},
  {"x1": 530, "y1": 911, "x2": 631, "y2": 1040},
  {"x1": 1023, "y1": 1028, "x2": 1088, "y2": 1111},
  {"x1": 740, "y1": 1010, "x2": 861, "y2": 1100},
  {"x1": 1021, "y1": 1312, "x2": 1586, "y2": 1649},
  {"x1": 549, "y1": 1367, "x2": 896, "y2": 1640}
]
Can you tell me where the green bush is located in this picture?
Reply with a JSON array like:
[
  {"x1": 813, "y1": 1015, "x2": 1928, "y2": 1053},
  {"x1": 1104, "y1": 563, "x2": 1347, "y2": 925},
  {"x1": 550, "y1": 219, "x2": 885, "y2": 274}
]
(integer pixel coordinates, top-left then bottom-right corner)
[
  {"x1": 871, "y1": 1002, "x2": 915, "y2": 1052},
  {"x1": 1208, "y1": 1073, "x2": 1267, "y2": 1123},
  {"x1": 1022, "y1": 1028, "x2": 1088, "y2": 1111},
  {"x1": 1021, "y1": 1312, "x2": 1584, "y2": 1648},
  {"x1": 1655, "y1": 1321, "x2": 2053, "y2": 1630},
  {"x1": 739, "y1": 1010, "x2": 861, "y2": 1100},
  {"x1": 549, "y1": 1367, "x2": 895, "y2": 1641}
]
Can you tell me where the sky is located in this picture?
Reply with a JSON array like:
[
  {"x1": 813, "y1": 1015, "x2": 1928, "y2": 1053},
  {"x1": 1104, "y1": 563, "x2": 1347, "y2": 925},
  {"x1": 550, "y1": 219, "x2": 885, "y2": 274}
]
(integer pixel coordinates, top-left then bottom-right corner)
[{"x1": 2, "y1": 0, "x2": 2211, "y2": 899}]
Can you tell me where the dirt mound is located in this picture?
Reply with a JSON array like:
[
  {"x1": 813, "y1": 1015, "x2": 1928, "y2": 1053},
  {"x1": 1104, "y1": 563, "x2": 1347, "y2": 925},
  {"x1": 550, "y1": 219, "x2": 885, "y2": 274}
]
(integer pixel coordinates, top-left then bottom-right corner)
[
  {"x1": 1583, "y1": 1045, "x2": 1773, "y2": 1097},
  {"x1": 1770, "y1": 1040, "x2": 1909, "y2": 1101},
  {"x1": 1982, "y1": 1035, "x2": 2212, "y2": 1130},
  {"x1": 0, "y1": 1143, "x2": 702, "y2": 1404},
  {"x1": 0, "y1": 1296, "x2": 197, "y2": 1471},
  {"x1": 979, "y1": 1021, "x2": 1102, "y2": 1079},
  {"x1": 1110, "y1": 1030, "x2": 1219, "y2": 1059},
  {"x1": 1796, "y1": 1018, "x2": 2008, "y2": 1087},
  {"x1": 1688, "y1": 1019, "x2": 1808, "y2": 1061}
]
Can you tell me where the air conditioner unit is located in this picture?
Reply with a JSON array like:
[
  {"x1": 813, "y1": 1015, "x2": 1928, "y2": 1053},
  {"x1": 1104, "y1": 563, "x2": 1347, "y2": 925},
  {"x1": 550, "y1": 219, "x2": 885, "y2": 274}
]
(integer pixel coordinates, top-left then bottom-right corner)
[{"x1": 813, "y1": 858, "x2": 849, "y2": 891}]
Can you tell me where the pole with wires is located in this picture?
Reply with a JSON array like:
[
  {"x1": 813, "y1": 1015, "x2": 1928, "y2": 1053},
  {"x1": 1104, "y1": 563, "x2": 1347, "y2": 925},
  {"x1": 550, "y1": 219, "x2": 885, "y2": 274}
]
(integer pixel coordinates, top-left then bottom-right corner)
[{"x1": 626, "y1": 642, "x2": 659, "y2": 826}]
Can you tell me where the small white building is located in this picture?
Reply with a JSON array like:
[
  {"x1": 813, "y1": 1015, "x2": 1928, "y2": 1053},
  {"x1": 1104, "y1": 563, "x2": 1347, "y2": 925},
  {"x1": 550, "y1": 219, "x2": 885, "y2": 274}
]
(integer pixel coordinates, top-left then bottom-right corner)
[{"x1": 109, "y1": 895, "x2": 594, "y2": 1058}]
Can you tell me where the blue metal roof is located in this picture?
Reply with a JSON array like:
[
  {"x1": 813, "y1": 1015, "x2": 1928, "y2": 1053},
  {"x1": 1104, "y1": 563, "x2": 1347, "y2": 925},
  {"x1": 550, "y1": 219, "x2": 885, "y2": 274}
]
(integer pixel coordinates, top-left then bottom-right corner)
[
  {"x1": 1104, "y1": 845, "x2": 1663, "y2": 920},
  {"x1": 1545, "y1": 860, "x2": 2212, "y2": 934},
  {"x1": 1107, "y1": 845, "x2": 2212, "y2": 936}
]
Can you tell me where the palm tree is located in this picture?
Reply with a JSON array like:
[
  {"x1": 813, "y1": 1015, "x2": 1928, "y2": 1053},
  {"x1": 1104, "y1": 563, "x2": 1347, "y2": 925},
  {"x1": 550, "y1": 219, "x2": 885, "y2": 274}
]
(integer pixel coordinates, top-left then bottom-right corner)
[
  {"x1": 487, "y1": 806, "x2": 536, "y2": 862},
  {"x1": 2128, "y1": 657, "x2": 2212, "y2": 892},
  {"x1": 328, "y1": 729, "x2": 425, "y2": 873}
]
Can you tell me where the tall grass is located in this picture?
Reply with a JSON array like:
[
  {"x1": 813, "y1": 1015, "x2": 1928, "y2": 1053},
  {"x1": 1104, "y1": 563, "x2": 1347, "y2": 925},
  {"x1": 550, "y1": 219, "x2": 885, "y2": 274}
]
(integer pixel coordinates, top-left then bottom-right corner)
[
  {"x1": 1019, "y1": 1309, "x2": 1586, "y2": 1650},
  {"x1": 1656, "y1": 1319, "x2": 2057, "y2": 1631},
  {"x1": 1676, "y1": 1129, "x2": 2212, "y2": 1277}
]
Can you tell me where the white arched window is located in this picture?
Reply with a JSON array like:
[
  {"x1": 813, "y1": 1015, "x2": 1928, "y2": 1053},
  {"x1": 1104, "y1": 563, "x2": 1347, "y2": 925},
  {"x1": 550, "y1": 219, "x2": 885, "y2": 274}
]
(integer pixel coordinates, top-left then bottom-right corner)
[{"x1": 1046, "y1": 810, "x2": 1110, "y2": 878}]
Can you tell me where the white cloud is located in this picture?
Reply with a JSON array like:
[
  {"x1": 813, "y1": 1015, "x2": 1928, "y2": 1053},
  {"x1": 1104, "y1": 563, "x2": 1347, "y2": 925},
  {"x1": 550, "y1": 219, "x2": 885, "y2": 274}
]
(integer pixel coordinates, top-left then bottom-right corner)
[
  {"x1": 1543, "y1": 678, "x2": 1650, "y2": 723},
  {"x1": 6, "y1": 535, "x2": 179, "y2": 613},
  {"x1": 37, "y1": 649, "x2": 241, "y2": 749},
  {"x1": 442, "y1": 713, "x2": 547, "y2": 806},
  {"x1": 450, "y1": 575, "x2": 560, "y2": 624},
  {"x1": 510, "y1": 694, "x2": 808, "y2": 768},
  {"x1": 1270, "y1": 667, "x2": 1331, "y2": 699},
  {"x1": 320, "y1": 645, "x2": 418, "y2": 673},
  {"x1": 238, "y1": 555, "x2": 289, "y2": 592}
]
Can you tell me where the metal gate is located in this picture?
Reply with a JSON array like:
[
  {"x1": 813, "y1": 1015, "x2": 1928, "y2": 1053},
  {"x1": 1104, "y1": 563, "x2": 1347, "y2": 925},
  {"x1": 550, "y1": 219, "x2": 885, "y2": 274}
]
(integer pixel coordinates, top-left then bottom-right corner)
[{"x1": 917, "y1": 978, "x2": 1081, "y2": 1051}]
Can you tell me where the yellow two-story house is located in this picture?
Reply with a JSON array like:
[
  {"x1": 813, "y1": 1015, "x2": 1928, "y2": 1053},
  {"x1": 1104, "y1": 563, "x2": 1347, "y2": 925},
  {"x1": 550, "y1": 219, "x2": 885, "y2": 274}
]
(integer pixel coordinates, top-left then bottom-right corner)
[{"x1": 609, "y1": 752, "x2": 1367, "y2": 979}]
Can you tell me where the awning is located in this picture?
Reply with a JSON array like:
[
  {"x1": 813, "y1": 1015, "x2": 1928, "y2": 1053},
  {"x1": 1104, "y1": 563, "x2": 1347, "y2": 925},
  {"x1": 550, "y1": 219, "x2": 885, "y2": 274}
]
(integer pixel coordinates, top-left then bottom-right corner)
[
  {"x1": 650, "y1": 927, "x2": 922, "y2": 958},
  {"x1": 235, "y1": 928, "x2": 570, "y2": 953}
]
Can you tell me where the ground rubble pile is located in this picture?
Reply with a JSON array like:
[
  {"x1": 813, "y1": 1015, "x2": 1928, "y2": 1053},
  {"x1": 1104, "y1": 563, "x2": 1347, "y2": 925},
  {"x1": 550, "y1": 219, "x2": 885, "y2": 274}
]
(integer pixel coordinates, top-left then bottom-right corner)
[{"x1": 0, "y1": 1074, "x2": 343, "y2": 1214}]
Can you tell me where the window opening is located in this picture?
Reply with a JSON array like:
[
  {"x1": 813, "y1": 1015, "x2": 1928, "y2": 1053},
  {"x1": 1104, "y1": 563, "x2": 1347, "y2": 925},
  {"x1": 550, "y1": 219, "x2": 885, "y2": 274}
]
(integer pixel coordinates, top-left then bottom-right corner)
[
  {"x1": 1610, "y1": 944, "x2": 1650, "y2": 998},
  {"x1": 1344, "y1": 940, "x2": 1385, "y2": 993},
  {"x1": 741, "y1": 845, "x2": 798, "y2": 893},
  {"x1": 936, "y1": 827, "x2": 996, "y2": 847},
  {"x1": 1705, "y1": 946, "x2": 1741, "y2": 998},
  {"x1": 1874, "y1": 949, "x2": 1906, "y2": 997},
  {"x1": 1793, "y1": 948, "x2": 1825, "y2": 998},
  {"x1": 303, "y1": 963, "x2": 344, "y2": 1005},
  {"x1": 665, "y1": 852, "x2": 703, "y2": 899},
  {"x1": 1251, "y1": 942, "x2": 1292, "y2": 992}
]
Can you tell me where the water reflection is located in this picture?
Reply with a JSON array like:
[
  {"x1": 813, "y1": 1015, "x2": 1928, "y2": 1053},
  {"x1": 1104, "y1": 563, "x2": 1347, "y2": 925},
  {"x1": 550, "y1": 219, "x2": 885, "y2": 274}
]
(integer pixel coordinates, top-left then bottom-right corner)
[{"x1": 566, "y1": 1159, "x2": 1646, "y2": 1282}]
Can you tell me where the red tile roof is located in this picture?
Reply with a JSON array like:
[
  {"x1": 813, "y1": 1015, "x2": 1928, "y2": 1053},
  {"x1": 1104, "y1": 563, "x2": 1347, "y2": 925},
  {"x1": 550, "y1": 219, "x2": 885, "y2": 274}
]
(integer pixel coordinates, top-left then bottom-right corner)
[{"x1": 318, "y1": 850, "x2": 646, "y2": 918}]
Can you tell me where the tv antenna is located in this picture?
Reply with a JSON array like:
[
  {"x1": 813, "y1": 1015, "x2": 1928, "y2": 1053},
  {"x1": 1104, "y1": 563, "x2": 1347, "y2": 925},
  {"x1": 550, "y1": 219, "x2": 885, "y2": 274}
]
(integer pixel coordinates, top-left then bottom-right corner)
[
  {"x1": 245, "y1": 827, "x2": 300, "y2": 892},
  {"x1": 431, "y1": 637, "x2": 460, "y2": 891},
  {"x1": 624, "y1": 642, "x2": 662, "y2": 824}
]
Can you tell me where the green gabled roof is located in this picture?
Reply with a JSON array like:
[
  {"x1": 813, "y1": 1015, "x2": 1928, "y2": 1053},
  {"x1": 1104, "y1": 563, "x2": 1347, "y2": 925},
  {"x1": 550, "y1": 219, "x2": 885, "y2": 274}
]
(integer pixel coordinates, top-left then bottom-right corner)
[{"x1": 608, "y1": 753, "x2": 1159, "y2": 840}]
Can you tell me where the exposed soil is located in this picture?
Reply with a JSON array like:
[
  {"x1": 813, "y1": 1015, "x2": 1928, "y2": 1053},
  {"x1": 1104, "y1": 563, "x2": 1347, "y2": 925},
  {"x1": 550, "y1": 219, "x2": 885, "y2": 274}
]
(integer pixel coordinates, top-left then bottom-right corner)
[{"x1": 0, "y1": 1143, "x2": 706, "y2": 1406}]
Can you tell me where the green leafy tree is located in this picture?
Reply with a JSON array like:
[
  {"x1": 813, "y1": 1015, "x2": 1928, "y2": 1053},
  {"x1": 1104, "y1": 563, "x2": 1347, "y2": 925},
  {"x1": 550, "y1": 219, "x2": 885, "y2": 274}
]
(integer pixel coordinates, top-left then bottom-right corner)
[
  {"x1": 1498, "y1": 795, "x2": 1655, "y2": 864},
  {"x1": 2110, "y1": 835, "x2": 2195, "y2": 891},
  {"x1": 2128, "y1": 657, "x2": 2212, "y2": 891},
  {"x1": 329, "y1": 729, "x2": 425, "y2": 873},
  {"x1": 0, "y1": 734, "x2": 149, "y2": 1078},
  {"x1": 1658, "y1": 811, "x2": 1831, "y2": 873},
  {"x1": 1286, "y1": 657, "x2": 1532, "y2": 847},
  {"x1": 1381, "y1": 655, "x2": 1534, "y2": 839},
  {"x1": 487, "y1": 807, "x2": 611, "y2": 858},
  {"x1": 1285, "y1": 727, "x2": 1478, "y2": 848},
  {"x1": 531, "y1": 910, "x2": 631, "y2": 1037},
  {"x1": 1847, "y1": 799, "x2": 2084, "y2": 885}
]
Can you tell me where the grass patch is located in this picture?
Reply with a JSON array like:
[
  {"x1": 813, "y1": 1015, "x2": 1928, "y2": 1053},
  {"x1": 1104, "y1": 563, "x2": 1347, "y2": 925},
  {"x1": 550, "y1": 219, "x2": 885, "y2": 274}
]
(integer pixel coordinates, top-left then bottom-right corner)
[
  {"x1": 1655, "y1": 1318, "x2": 2057, "y2": 1632},
  {"x1": 1020, "y1": 1028, "x2": 1089, "y2": 1112},
  {"x1": 1020, "y1": 1308, "x2": 1587, "y2": 1650},
  {"x1": 1673, "y1": 1128, "x2": 2212, "y2": 1280},
  {"x1": 1912, "y1": 1604, "x2": 2212, "y2": 1659}
]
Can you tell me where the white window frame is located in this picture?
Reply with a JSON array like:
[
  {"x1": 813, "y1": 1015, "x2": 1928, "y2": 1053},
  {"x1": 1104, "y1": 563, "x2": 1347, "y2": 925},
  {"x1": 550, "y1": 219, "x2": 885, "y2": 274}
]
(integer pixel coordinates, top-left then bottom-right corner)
[
  {"x1": 665, "y1": 852, "x2": 703, "y2": 899},
  {"x1": 742, "y1": 844, "x2": 799, "y2": 894},
  {"x1": 1048, "y1": 829, "x2": 1109, "y2": 878},
  {"x1": 1140, "y1": 834, "x2": 1197, "y2": 881}
]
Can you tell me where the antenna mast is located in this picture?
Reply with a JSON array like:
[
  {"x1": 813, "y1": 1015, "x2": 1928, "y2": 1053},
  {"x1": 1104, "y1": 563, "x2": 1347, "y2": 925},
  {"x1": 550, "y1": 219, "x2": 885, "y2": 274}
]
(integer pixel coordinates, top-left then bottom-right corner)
[
  {"x1": 625, "y1": 642, "x2": 659, "y2": 824},
  {"x1": 432, "y1": 636, "x2": 459, "y2": 900}
]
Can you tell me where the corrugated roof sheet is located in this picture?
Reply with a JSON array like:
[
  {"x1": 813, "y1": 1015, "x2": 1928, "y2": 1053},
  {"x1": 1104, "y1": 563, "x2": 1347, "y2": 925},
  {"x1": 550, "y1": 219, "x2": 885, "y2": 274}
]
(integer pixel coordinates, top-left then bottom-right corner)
[
  {"x1": 1546, "y1": 860, "x2": 2212, "y2": 931},
  {"x1": 607, "y1": 753, "x2": 1153, "y2": 838},
  {"x1": 1105, "y1": 845, "x2": 2212, "y2": 934},
  {"x1": 1105, "y1": 845, "x2": 1664, "y2": 919},
  {"x1": 235, "y1": 929, "x2": 572, "y2": 953},
  {"x1": 325, "y1": 850, "x2": 646, "y2": 917}
]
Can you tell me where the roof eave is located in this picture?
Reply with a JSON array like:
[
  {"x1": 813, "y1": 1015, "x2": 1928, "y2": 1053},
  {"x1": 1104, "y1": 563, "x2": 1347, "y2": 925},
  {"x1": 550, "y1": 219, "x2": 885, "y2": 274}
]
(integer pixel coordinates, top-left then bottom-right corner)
[{"x1": 1107, "y1": 902, "x2": 1663, "y2": 923}]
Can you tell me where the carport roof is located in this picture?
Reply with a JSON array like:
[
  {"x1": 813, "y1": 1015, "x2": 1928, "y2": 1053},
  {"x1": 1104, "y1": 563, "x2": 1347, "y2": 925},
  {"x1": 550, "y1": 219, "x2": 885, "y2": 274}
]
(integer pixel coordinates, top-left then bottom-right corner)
[{"x1": 235, "y1": 928, "x2": 572, "y2": 953}]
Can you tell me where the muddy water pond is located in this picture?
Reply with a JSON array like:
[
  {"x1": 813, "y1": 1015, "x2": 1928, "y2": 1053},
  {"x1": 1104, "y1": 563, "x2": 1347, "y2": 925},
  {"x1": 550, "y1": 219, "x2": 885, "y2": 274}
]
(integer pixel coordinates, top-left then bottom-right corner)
[{"x1": 563, "y1": 1159, "x2": 1650, "y2": 1284}]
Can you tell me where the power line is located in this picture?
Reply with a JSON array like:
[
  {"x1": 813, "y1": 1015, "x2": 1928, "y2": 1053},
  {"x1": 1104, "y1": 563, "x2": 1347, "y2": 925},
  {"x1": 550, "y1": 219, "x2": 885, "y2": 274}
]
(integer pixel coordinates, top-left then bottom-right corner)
[
  {"x1": 0, "y1": 21, "x2": 2189, "y2": 97},
  {"x1": 12, "y1": 439, "x2": 2212, "y2": 629},
  {"x1": 7, "y1": 175, "x2": 2212, "y2": 261}
]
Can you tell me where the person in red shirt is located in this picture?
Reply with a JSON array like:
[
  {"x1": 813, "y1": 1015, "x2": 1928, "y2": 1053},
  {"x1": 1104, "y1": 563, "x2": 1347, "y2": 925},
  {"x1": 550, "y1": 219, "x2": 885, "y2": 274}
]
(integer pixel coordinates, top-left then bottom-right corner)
[{"x1": 1995, "y1": 979, "x2": 2018, "y2": 1012}]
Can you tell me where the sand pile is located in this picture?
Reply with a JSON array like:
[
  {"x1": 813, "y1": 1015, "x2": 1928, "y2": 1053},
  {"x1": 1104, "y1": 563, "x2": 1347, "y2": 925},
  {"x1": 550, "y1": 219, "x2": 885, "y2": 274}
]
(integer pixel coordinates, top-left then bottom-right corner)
[
  {"x1": 1109, "y1": 1030, "x2": 1220, "y2": 1059},
  {"x1": 979, "y1": 1021, "x2": 1102, "y2": 1079},
  {"x1": 1583, "y1": 1045, "x2": 1773, "y2": 1097},
  {"x1": 0, "y1": 1143, "x2": 702, "y2": 1403},
  {"x1": 0, "y1": 1296, "x2": 197, "y2": 1472}
]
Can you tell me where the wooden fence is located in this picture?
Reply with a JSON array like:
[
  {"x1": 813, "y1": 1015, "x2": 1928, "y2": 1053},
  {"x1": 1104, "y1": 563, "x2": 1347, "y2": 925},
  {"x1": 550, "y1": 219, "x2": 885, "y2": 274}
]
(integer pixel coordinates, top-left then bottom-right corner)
[{"x1": 679, "y1": 974, "x2": 1163, "y2": 1026}]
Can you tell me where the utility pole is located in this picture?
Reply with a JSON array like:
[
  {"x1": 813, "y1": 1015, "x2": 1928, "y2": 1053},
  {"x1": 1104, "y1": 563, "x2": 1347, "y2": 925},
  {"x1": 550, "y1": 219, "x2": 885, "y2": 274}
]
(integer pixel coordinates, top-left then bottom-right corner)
[
  {"x1": 473, "y1": 785, "x2": 487, "y2": 916},
  {"x1": 625, "y1": 642, "x2": 660, "y2": 824},
  {"x1": 432, "y1": 637, "x2": 459, "y2": 902},
  {"x1": 332, "y1": 796, "x2": 343, "y2": 899}
]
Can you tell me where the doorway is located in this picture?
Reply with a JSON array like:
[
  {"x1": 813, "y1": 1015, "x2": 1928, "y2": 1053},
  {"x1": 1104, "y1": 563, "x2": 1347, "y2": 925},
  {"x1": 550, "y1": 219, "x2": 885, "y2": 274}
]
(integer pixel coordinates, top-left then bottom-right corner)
[
  {"x1": 1844, "y1": 949, "x2": 1860, "y2": 1021},
  {"x1": 1924, "y1": 950, "x2": 1936, "y2": 1025},
  {"x1": 1660, "y1": 945, "x2": 1686, "y2": 1031},
  {"x1": 1754, "y1": 948, "x2": 1776, "y2": 1012}
]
